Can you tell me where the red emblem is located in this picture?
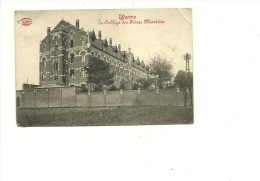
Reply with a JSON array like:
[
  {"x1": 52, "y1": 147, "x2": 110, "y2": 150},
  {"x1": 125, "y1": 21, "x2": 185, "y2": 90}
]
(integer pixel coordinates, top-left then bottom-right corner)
[{"x1": 18, "y1": 18, "x2": 32, "y2": 26}]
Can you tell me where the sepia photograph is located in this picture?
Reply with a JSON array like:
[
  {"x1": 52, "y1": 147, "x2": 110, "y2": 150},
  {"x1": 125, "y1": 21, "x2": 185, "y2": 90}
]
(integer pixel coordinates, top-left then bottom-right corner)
[
  {"x1": 15, "y1": 9, "x2": 193, "y2": 126},
  {"x1": 2, "y1": 1, "x2": 260, "y2": 181}
]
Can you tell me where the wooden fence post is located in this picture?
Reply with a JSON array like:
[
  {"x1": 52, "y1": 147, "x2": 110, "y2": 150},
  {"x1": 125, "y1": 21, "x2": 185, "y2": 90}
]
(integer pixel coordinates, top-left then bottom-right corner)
[
  {"x1": 34, "y1": 90, "x2": 36, "y2": 108},
  {"x1": 104, "y1": 90, "x2": 107, "y2": 107},
  {"x1": 88, "y1": 90, "x2": 91, "y2": 107},
  {"x1": 120, "y1": 89, "x2": 123, "y2": 106},
  {"x1": 156, "y1": 88, "x2": 160, "y2": 105}
]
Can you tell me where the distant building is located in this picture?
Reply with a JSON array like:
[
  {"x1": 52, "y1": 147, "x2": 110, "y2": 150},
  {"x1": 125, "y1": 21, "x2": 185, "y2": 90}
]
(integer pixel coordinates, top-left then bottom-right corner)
[
  {"x1": 22, "y1": 83, "x2": 39, "y2": 90},
  {"x1": 39, "y1": 19, "x2": 149, "y2": 89}
]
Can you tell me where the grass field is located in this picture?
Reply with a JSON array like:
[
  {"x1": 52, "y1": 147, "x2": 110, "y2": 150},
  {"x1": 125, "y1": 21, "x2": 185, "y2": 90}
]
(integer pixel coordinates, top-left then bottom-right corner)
[{"x1": 16, "y1": 106, "x2": 193, "y2": 127}]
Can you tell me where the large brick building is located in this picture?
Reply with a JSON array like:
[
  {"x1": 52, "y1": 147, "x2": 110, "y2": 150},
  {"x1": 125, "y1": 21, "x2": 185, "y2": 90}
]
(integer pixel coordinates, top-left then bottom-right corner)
[{"x1": 39, "y1": 19, "x2": 149, "y2": 89}]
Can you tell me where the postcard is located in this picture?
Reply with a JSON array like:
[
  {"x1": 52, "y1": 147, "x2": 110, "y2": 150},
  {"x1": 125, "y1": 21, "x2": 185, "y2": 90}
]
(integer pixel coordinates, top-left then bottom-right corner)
[{"x1": 15, "y1": 9, "x2": 193, "y2": 126}]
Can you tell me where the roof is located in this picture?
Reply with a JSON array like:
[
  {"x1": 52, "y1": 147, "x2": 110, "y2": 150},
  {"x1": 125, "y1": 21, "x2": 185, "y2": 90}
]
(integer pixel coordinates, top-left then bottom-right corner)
[
  {"x1": 41, "y1": 20, "x2": 86, "y2": 42},
  {"x1": 41, "y1": 19, "x2": 148, "y2": 72}
]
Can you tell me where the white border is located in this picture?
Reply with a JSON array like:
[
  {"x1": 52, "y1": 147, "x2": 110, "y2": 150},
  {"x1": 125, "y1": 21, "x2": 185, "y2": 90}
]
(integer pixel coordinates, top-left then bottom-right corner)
[{"x1": 1, "y1": 1, "x2": 260, "y2": 181}]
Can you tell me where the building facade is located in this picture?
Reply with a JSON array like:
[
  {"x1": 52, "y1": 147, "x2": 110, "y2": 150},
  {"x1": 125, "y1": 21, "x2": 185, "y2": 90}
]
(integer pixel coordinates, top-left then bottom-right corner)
[{"x1": 39, "y1": 19, "x2": 149, "y2": 89}]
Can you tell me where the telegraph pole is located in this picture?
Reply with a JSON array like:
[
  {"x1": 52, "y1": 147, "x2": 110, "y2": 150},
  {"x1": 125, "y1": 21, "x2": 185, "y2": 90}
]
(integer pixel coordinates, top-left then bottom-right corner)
[
  {"x1": 184, "y1": 53, "x2": 191, "y2": 106},
  {"x1": 184, "y1": 52, "x2": 191, "y2": 73}
]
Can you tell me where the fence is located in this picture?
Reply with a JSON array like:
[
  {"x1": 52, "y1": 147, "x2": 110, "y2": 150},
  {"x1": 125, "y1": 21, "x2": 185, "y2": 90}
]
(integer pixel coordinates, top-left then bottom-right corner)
[{"x1": 16, "y1": 87, "x2": 193, "y2": 108}]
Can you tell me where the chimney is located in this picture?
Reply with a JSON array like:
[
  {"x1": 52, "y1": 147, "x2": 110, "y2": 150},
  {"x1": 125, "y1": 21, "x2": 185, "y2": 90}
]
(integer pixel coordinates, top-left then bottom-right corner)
[
  {"x1": 87, "y1": 30, "x2": 90, "y2": 43},
  {"x1": 47, "y1": 27, "x2": 51, "y2": 34},
  {"x1": 118, "y1": 44, "x2": 121, "y2": 51},
  {"x1": 98, "y1": 30, "x2": 102, "y2": 40},
  {"x1": 109, "y1": 38, "x2": 112, "y2": 46},
  {"x1": 76, "y1": 19, "x2": 79, "y2": 28}
]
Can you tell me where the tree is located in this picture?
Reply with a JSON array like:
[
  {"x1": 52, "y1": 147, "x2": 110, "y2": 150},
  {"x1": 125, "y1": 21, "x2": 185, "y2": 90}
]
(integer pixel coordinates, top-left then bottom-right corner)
[
  {"x1": 186, "y1": 72, "x2": 193, "y2": 106},
  {"x1": 136, "y1": 78, "x2": 150, "y2": 90},
  {"x1": 119, "y1": 80, "x2": 126, "y2": 90},
  {"x1": 186, "y1": 72, "x2": 193, "y2": 88},
  {"x1": 174, "y1": 70, "x2": 187, "y2": 88},
  {"x1": 148, "y1": 52, "x2": 174, "y2": 89},
  {"x1": 86, "y1": 57, "x2": 114, "y2": 90},
  {"x1": 174, "y1": 70, "x2": 193, "y2": 106},
  {"x1": 132, "y1": 83, "x2": 139, "y2": 90},
  {"x1": 174, "y1": 70, "x2": 193, "y2": 88}
]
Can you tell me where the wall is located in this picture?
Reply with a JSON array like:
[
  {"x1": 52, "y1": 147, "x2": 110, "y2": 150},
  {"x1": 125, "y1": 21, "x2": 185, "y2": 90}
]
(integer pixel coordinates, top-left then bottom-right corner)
[{"x1": 17, "y1": 87, "x2": 193, "y2": 108}]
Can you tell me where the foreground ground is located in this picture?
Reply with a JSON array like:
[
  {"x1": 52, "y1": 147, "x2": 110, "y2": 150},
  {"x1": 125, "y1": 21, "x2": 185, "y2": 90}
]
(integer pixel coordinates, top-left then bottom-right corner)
[{"x1": 17, "y1": 106, "x2": 193, "y2": 127}]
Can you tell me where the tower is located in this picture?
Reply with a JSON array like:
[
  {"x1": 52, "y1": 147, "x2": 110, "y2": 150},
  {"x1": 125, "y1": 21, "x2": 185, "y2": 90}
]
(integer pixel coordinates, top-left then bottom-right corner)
[{"x1": 39, "y1": 26, "x2": 68, "y2": 86}]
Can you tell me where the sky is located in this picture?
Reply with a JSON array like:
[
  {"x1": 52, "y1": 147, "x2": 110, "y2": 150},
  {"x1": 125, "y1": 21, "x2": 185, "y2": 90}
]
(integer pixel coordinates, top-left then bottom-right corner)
[{"x1": 15, "y1": 9, "x2": 192, "y2": 90}]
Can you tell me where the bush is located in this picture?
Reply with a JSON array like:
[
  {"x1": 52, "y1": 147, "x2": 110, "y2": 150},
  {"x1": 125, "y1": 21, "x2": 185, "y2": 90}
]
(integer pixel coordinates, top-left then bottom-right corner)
[
  {"x1": 132, "y1": 83, "x2": 139, "y2": 90},
  {"x1": 94, "y1": 83, "x2": 103, "y2": 91},
  {"x1": 119, "y1": 82, "x2": 126, "y2": 90},
  {"x1": 136, "y1": 78, "x2": 150, "y2": 90},
  {"x1": 80, "y1": 86, "x2": 87, "y2": 92},
  {"x1": 109, "y1": 84, "x2": 118, "y2": 91}
]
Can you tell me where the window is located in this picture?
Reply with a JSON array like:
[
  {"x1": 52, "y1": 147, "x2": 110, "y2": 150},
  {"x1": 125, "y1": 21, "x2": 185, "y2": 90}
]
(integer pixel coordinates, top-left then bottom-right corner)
[
  {"x1": 41, "y1": 72, "x2": 47, "y2": 81},
  {"x1": 80, "y1": 68, "x2": 86, "y2": 78},
  {"x1": 80, "y1": 37, "x2": 84, "y2": 46},
  {"x1": 69, "y1": 31, "x2": 74, "y2": 36},
  {"x1": 70, "y1": 39, "x2": 74, "y2": 47},
  {"x1": 91, "y1": 52, "x2": 95, "y2": 57},
  {"x1": 54, "y1": 35, "x2": 59, "y2": 45},
  {"x1": 42, "y1": 57, "x2": 47, "y2": 67},
  {"x1": 70, "y1": 54, "x2": 74, "y2": 63},
  {"x1": 97, "y1": 55, "x2": 101, "y2": 59},
  {"x1": 53, "y1": 59, "x2": 59, "y2": 71},
  {"x1": 80, "y1": 52, "x2": 86, "y2": 62},
  {"x1": 81, "y1": 55, "x2": 85, "y2": 62},
  {"x1": 53, "y1": 74, "x2": 58, "y2": 80},
  {"x1": 42, "y1": 44, "x2": 46, "y2": 52},
  {"x1": 70, "y1": 69, "x2": 75, "y2": 79}
]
